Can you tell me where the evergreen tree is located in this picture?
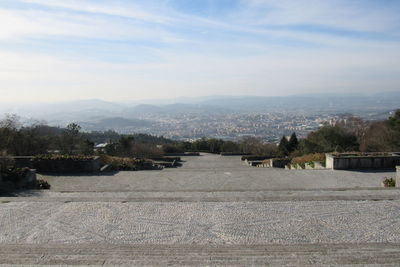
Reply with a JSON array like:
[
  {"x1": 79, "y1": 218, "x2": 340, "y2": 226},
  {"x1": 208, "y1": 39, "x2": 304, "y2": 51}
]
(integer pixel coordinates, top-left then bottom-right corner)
[
  {"x1": 278, "y1": 136, "x2": 290, "y2": 156},
  {"x1": 288, "y1": 132, "x2": 299, "y2": 152}
]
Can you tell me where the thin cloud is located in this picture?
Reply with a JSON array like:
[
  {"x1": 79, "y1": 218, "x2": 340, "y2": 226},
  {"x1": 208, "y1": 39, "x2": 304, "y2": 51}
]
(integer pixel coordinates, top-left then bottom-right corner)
[
  {"x1": 20, "y1": 0, "x2": 176, "y2": 24},
  {"x1": 0, "y1": 0, "x2": 399, "y2": 102}
]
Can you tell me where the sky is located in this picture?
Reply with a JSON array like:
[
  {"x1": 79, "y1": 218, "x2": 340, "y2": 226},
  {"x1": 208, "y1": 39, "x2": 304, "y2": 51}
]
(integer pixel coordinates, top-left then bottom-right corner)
[{"x1": 0, "y1": 0, "x2": 399, "y2": 102}]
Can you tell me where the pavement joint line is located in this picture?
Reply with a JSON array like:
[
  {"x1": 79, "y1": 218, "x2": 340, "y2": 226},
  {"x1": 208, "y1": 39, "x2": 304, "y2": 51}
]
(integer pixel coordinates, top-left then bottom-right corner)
[{"x1": 6, "y1": 187, "x2": 400, "y2": 194}]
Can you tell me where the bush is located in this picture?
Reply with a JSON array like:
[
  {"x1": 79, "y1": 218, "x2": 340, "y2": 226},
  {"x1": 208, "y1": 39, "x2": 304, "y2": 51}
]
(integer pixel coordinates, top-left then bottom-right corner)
[
  {"x1": 292, "y1": 153, "x2": 326, "y2": 165},
  {"x1": 34, "y1": 154, "x2": 96, "y2": 161},
  {"x1": 99, "y1": 155, "x2": 154, "y2": 171},
  {"x1": 163, "y1": 144, "x2": 184, "y2": 154},
  {"x1": 0, "y1": 150, "x2": 15, "y2": 174},
  {"x1": 1, "y1": 167, "x2": 30, "y2": 183},
  {"x1": 382, "y1": 177, "x2": 396, "y2": 187},
  {"x1": 36, "y1": 179, "x2": 51, "y2": 189}
]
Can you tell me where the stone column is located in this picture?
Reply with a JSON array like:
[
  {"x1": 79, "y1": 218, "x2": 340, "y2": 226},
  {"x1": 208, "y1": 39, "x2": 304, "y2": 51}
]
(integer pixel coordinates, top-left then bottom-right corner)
[{"x1": 397, "y1": 166, "x2": 400, "y2": 188}]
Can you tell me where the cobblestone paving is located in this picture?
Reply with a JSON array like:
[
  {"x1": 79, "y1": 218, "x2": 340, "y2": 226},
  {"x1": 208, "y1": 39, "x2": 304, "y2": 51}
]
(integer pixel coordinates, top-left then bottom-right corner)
[
  {"x1": 41, "y1": 154, "x2": 395, "y2": 192},
  {"x1": 1, "y1": 200, "x2": 400, "y2": 245},
  {"x1": 2, "y1": 154, "x2": 400, "y2": 266},
  {"x1": 4, "y1": 188, "x2": 400, "y2": 202}
]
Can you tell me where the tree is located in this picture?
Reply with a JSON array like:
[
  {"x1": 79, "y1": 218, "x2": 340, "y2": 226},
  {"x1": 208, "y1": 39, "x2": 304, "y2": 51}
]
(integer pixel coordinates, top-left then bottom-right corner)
[
  {"x1": 288, "y1": 132, "x2": 299, "y2": 152},
  {"x1": 359, "y1": 121, "x2": 394, "y2": 152},
  {"x1": 220, "y1": 141, "x2": 240, "y2": 153},
  {"x1": 388, "y1": 109, "x2": 400, "y2": 149},
  {"x1": 0, "y1": 114, "x2": 21, "y2": 154},
  {"x1": 360, "y1": 110, "x2": 400, "y2": 152},
  {"x1": 163, "y1": 144, "x2": 184, "y2": 154},
  {"x1": 60, "y1": 123, "x2": 82, "y2": 154},
  {"x1": 120, "y1": 136, "x2": 135, "y2": 155},
  {"x1": 300, "y1": 125, "x2": 359, "y2": 154},
  {"x1": 336, "y1": 116, "x2": 369, "y2": 143},
  {"x1": 278, "y1": 136, "x2": 290, "y2": 156},
  {"x1": 388, "y1": 110, "x2": 400, "y2": 131},
  {"x1": 240, "y1": 136, "x2": 277, "y2": 156}
]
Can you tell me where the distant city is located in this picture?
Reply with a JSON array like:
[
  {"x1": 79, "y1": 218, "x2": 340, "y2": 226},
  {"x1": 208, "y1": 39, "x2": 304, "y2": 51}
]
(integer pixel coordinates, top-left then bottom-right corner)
[
  {"x1": 103, "y1": 112, "x2": 346, "y2": 143},
  {"x1": 0, "y1": 93, "x2": 398, "y2": 143}
]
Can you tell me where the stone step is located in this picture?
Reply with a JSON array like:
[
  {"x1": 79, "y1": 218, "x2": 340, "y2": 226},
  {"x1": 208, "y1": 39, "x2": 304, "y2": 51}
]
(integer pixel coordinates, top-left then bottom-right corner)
[
  {"x1": 0, "y1": 243, "x2": 399, "y2": 266},
  {"x1": 2, "y1": 188, "x2": 400, "y2": 202}
]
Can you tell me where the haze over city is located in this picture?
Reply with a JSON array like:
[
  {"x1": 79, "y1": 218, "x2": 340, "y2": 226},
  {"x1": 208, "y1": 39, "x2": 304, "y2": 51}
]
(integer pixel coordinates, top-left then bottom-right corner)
[{"x1": 1, "y1": 0, "x2": 400, "y2": 102}]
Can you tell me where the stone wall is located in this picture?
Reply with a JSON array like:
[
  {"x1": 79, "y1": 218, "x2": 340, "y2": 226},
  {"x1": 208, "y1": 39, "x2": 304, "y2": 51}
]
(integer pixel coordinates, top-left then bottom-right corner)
[
  {"x1": 242, "y1": 156, "x2": 272, "y2": 162},
  {"x1": 256, "y1": 158, "x2": 290, "y2": 168},
  {"x1": 15, "y1": 169, "x2": 37, "y2": 188},
  {"x1": 286, "y1": 161, "x2": 325, "y2": 170},
  {"x1": 326, "y1": 153, "x2": 400, "y2": 170},
  {"x1": 0, "y1": 169, "x2": 37, "y2": 191},
  {"x1": 397, "y1": 166, "x2": 400, "y2": 188},
  {"x1": 164, "y1": 152, "x2": 200, "y2": 156},
  {"x1": 220, "y1": 152, "x2": 251, "y2": 156},
  {"x1": 33, "y1": 157, "x2": 101, "y2": 173},
  {"x1": 0, "y1": 156, "x2": 34, "y2": 168}
]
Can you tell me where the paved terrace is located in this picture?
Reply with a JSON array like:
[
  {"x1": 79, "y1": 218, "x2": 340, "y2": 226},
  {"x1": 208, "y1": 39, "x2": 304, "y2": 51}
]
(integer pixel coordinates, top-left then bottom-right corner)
[
  {"x1": 41, "y1": 153, "x2": 395, "y2": 191},
  {"x1": 1, "y1": 153, "x2": 400, "y2": 266}
]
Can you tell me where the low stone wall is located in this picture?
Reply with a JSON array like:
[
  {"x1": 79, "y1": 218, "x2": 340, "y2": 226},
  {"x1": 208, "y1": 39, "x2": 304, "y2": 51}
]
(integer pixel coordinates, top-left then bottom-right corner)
[
  {"x1": 272, "y1": 159, "x2": 291, "y2": 168},
  {"x1": 287, "y1": 161, "x2": 325, "y2": 170},
  {"x1": 153, "y1": 161, "x2": 176, "y2": 168},
  {"x1": 33, "y1": 157, "x2": 101, "y2": 173},
  {"x1": 258, "y1": 158, "x2": 290, "y2": 168},
  {"x1": 0, "y1": 169, "x2": 37, "y2": 191},
  {"x1": 220, "y1": 152, "x2": 251, "y2": 156},
  {"x1": 247, "y1": 161, "x2": 263, "y2": 167},
  {"x1": 396, "y1": 166, "x2": 400, "y2": 188},
  {"x1": 164, "y1": 152, "x2": 200, "y2": 156},
  {"x1": 242, "y1": 156, "x2": 272, "y2": 161},
  {"x1": 0, "y1": 156, "x2": 34, "y2": 168},
  {"x1": 16, "y1": 169, "x2": 37, "y2": 188},
  {"x1": 326, "y1": 153, "x2": 400, "y2": 170},
  {"x1": 150, "y1": 157, "x2": 181, "y2": 162}
]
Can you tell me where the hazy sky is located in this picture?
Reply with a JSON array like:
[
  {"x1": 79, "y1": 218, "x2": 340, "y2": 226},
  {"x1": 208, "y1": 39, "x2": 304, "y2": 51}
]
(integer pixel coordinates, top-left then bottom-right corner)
[{"x1": 1, "y1": 0, "x2": 399, "y2": 102}]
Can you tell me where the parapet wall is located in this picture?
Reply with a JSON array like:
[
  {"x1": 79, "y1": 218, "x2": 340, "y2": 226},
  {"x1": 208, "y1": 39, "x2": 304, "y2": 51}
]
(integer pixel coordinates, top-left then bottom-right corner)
[
  {"x1": 33, "y1": 157, "x2": 101, "y2": 173},
  {"x1": 326, "y1": 153, "x2": 400, "y2": 170}
]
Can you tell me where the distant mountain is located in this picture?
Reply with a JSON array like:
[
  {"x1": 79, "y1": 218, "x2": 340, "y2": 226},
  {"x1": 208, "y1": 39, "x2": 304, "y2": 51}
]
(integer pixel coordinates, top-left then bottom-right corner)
[
  {"x1": 119, "y1": 92, "x2": 400, "y2": 114},
  {"x1": 123, "y1": 103, "x2": 231, "y2": 116},
  {"x1": 192, "y1": 93, "x2": 400, "y2": 114}
]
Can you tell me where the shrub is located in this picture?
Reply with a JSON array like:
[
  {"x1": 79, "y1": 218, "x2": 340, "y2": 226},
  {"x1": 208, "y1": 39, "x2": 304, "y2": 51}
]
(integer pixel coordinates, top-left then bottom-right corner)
[
  {"x1": 163, "y1": 144, "x2": 184, "y2": 154},
  {"x1": 292, "y1": 153, "x2": 326, "y2": 165},
  {"x1": 99, "y1": 155, "x2": 154, "y2": 171},
  {"x1": 382, "y1": 177, "x2": 396, "y2": 187},
  {"x1": 1, "y1": 167, "x2": 30, "y2": 183},
  {"x1": 33, "y1": 154, "x2": 96, "y2": 161},
  {"x1": 0, "y1": 150, "x2": 15, "y2": 174},
  {"x1": 36, "y1": 179, "x2": 51, "y2": 189}
]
